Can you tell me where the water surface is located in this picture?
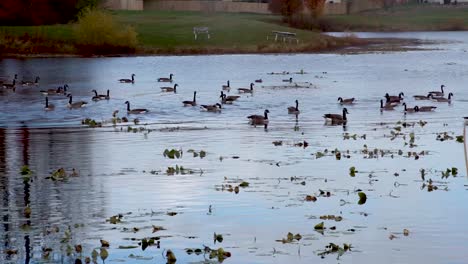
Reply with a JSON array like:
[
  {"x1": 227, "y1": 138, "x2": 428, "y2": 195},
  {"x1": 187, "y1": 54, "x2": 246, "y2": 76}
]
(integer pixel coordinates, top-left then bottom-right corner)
[{"x1": 1, "y1": 31, "x2": 468, "y2": 263}]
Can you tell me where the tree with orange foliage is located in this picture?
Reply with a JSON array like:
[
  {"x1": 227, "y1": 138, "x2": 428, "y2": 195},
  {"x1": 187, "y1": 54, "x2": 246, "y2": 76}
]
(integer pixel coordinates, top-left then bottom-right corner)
[{"x1": 304, "y1": 0, "x2": 326, "y2": 19}]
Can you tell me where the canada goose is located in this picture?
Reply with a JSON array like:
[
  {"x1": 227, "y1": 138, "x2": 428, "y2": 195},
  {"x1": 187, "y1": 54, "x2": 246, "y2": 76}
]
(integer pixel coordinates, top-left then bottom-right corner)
[
  {"x1": 119, "y1": 74, "x2": 135, "y2": 83},
  {"x1": 418, "y1": 106, "x2": 437, "y2": 112},
  {"x1": 183, "y1": 91, "x2": 197, "y2": 106},
  {"x1": 2, "y1": 79, "x2": 16, "y2": 89},
  {"x1": 158, "y1": 74, "x2": 173, "y2": 82},
  {"x1": 429, "y1": 85, "x2": 444, "y2": 96},
  {"x1": 201, "y1": 103, "x2": 222, "y2": 112},
  {"x1": 67, "y1": 95, "x2": 87, "y2": 109},
  {"x1": 21, "y1": 76, "x2": 40, "y2": 86},
  {"x1": 44, "y1": 97, "x2": 55, "y2": 111},
  {"x1": 337, "y1": 97, "x2": 355, "y2": 105},
  {"x1": 220, "y1": 91, "x2": 240, "y2": 101},
  {"x1": 282, "y1": 77, "x2": 293, "y2": 83},
  {"x1": 125, "y1": 101, "x2": 148, "y2": 114},
  {"x1": 220, "y1": 93, "x2": 234, "y2": 104},
  {"x1": 91, "y1": 90, "x2": 102, "y2": 101},
  {"x1": 238, "y1": 83, "x2": 254, "y2": 93},
  {"x1": 413, "y1": 94, "x2": 431, "y2": 100},
  {"x1": 430, "y1": 93, "x2": 453, "y2": 102},
  {"x1": 380, "y1": 99, "x2": 395, "y2": 111},
  {"x1": 99, "y1": 90, "x2": 110, "y2": 100},
  {"x1": 161, "y1": 84, "x2": 178, "y2": 93},
  {"x1": 287, "y1": 100, "x2": 300, "y2": 114},
  {"x1": 248, "y1": 109, "x2": 269, "y2": 125},
  {"x1": 222, "y1": 80, "x2": 230, "y2": 91},
  {"x1": 40, "y1": 87, "x2": 62, "y2": 96},
  {"x1": 385, "y1": 92, "x2": 404, "y2": 103},
  {"x1": 402, "y1": 103, "x2": 419, "y2": 113},
  {"x1": 323, "y1": 108, "x2": 348, "y2": 124},
  {"x1": 255, "y1": 79, "x2": 263, "y2": 83}
]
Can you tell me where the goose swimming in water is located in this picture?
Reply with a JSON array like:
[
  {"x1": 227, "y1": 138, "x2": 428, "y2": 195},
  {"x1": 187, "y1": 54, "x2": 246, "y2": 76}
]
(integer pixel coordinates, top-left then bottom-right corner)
[
  {"x1": 161, "y1": 84, "x2": 178, "y2": 93},
  {"x1": 248, "y1": 109, "x2": 269, "y2": 125},
  {"x1": 183, "y1": 91, "x2": 197, "y2": 106},
  {"x1": 337, "y1": 97, "x2": 355, "y2": 105},
  {"x1": 402, "y1": 103, "x2": 419, "y2": 113},
  {"x1": 119, "y1": 74, "x2": 135, "y2": 83},
  {"x1": 201, "y1": 103, "x2": 222, "y2": 112},
  {"x1": 287, "y1": 100, "x2": 300, "y2": 115},
  {"x1": 222, "y1": 80, "x2": 230, "y2": 91},
  {"x1": 324, "y1": 108, "x2": 348, "y2": 124},
  {"x1": 125, "y1": 101, "x2": 148, "y2": 114},
  {"x1": 428, "y1": 85, "x2": 445, "y2": 96},
  {"x1": 67, "y1": 94, "x2": 87, "y2": 109},
  {"x1": 158, "y1": 74, "x2": 173, "y2": 82},
  {"x1": 238, "y1": 83, "x2": 254, "y2": 94}
]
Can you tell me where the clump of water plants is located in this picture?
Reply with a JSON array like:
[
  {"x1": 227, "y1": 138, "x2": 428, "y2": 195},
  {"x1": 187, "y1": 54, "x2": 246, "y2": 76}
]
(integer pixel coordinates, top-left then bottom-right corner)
[
  {"x1": 81, "y1": 118, "x2": 102, "y2": 127},
  {"x1": 166, "y1": 165, "x2": 195, "y2": 175},
  {"x1": 318, "y1": 242, "x2": 352, "y2": 259},
  {"x1": 187, "y1": 149, "x2": 207, "y2": 158},
  {"x1": 319, "y1": 215, "x2": 343, "y2": 222},
  {"x1": 358, "y1": 192, "x2": 367, "y2": 205},
  {"x1": 276, "y1": 232, "x2": 302, "y2": 243},
  {"x1": 45, "y1": 168, "x2": 79, "y2": 181},
  {"x1": 163, "y1": 149, "x2": 182, "y2": 159}
]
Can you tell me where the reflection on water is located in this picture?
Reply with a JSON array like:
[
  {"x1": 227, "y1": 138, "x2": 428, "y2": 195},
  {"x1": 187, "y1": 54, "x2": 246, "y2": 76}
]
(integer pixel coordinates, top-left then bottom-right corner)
[{"x1": 1, "y1": 32, "x2": 468, "y2": 263}]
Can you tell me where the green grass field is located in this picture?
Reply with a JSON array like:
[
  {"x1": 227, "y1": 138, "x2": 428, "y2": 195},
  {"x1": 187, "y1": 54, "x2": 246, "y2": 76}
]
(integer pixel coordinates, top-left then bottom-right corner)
[
  {"x1": 324, "y1": 4, "x2": 468, "y2": 31},
  {"x1": 5, "y1": 4, "x2": 467, "y2": 56}
]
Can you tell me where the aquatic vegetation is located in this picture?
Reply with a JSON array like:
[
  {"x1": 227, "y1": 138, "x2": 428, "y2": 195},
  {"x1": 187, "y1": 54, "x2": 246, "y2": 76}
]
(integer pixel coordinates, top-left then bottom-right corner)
[
  {"x1": 163, "y1": 148, "x2": 182, "y2": 159},
  {"x1": 166, "y1": 165, "x2": 195, "y2": 175},
  {"x1": 187, "y1": 149, "x2": 207, "y2": 158},
  {"x1": 317, "y1": 243, "x2": 352, "y2": 259},
  {"x1": 305, "y1": 195, "x2": 317, "y2": 202},
  {"x1": 358, "y1": 192, "x2": 367, "y2": 205},
  {"x1": 81, "y1": 118, "x2": 102, "y2": 127},
  {"x1": 214, "y1": 232, "x2": 224, "y2": 243},
  {"x1": 276, "y1": 232, "x2": 302, "y2": 243},
  {"x1": 319, "y1": 215, "x2": 343, "y2": 222}
]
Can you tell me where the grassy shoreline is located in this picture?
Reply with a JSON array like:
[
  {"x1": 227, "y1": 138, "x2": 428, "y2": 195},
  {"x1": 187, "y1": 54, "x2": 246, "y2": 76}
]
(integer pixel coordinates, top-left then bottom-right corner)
[
  {"x1": 1, "y1": 5, "x2": 465, "y2": 57},
  {"x1": 321, "y1": 4, "x2": 468, "y2": 32}
]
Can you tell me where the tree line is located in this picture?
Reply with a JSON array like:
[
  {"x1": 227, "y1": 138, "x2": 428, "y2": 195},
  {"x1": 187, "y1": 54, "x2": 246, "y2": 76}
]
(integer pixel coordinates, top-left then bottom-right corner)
[{"x1": 0, "y1": 0, "x2": 100, "y2": 25}]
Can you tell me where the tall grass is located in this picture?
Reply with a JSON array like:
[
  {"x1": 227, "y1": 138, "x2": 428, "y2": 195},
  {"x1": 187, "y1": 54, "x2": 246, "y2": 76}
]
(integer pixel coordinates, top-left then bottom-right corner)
[{"x1": 74, "y1": 9, "x2": 138, "y2": 54}]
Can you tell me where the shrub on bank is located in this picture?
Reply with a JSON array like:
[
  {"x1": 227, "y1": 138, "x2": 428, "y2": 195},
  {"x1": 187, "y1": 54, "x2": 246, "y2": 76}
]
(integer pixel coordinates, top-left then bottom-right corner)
[{"x1": 73, "y1": 9, "x2": 138, "y2": 54}]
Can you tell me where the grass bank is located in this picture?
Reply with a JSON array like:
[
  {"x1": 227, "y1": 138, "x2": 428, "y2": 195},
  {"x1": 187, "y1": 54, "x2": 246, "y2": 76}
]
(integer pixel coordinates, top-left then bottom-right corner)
[
  {"x1": 320, "y1": 4, "x2": 468, "y2": 32},
  {"x1": 0, "y1": 10, "x2": 365, "y2": 57}
]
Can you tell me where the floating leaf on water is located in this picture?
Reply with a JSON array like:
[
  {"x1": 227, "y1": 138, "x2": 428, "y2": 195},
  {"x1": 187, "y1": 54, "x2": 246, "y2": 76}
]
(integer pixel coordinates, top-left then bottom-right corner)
[
  {"x1": 305, "y1": 195, "x2": 317, "y2": 202},
  {"x1": 20, "y1": 165, "x2": 33, "y2": 176},
  {"x1": 452, "y1": 167, "x2": 458, "y2": 176},
  {"x1": 152, "y1": 225, "x2": 165, "y2": 233},
  {"x1": 358, "y1": 192, "x2": 367, "y2": 205},
  {"x1": 91, "y1": 249, "x2": 98, "y2": 262},
  {"x1": 24, "y1": 205, "x2": 31, "y2": 218},
  {"x1": 294, "y1": 233, "x2": 302, "y2": 240},
  {"x1": 214, "y1": 233, "x2": 223, "y2": 243},
  {"x1": 239, "y1": 181, "x2": 249, "y2": 187},
  {"x1": 141, "y1": 238, "x2": 149, "y2": 251},
  {"x1": 100, "y1": 239, "x2": 110, "y2": 248},
  {"x1": 166, "y1": 249, "x2": 177, "y2": 263},
  {"x1": 100, "y1": 248, "x2": 108, "y2": 261},
  {"x1": 85, "y1": 256, "x2": 91, "y2": 264},
  {"x1": 75, "y1": 244, "x2": 82, "y2": 253},
  {"x1": 349, "y1": 167, "x2": 356, "y2": 177},
  {"x1": 403, "y1": 229, "x2": 410, "y2": 236},
  {"x1": 389, "y1": 234, "x2": 397, "y2": 240},
  {"x1": 314, "y1": 222, "x2": 325, "y2": 230},
  {"x1": 200, "y1": 150, "x2": 206, "y2": 158},
  {"x1": 456, "y1": 135, "x2": 464, "y2": 143},
  {"x1": 118, "y1": 245, "x2": 138, "y2": 249}
]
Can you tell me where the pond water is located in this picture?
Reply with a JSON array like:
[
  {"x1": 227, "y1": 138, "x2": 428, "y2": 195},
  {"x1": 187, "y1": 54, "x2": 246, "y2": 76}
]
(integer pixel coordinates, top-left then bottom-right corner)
[{"x1": 1, "y1": 31, "x2": 468, "y2": 264}]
